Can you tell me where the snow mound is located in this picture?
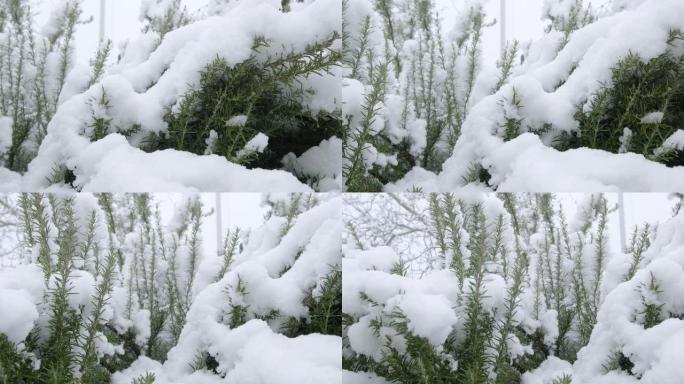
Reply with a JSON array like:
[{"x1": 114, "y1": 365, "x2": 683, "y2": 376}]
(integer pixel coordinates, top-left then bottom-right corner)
[{"x1": 113, "y1": 320, "x2": 341, "y2": 384}]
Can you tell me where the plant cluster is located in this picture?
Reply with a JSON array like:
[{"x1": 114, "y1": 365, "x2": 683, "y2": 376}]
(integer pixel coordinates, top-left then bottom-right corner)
[
  {"x1": 343, "y1": 193, "x2": 634, "y2": 383},
  {"x1": 562, "y1": 30, "x2": 684, "y2": 166},
  {"x1": 492, "y1": 6, "x2": 684, "y2": 172},
  {"x1": 342, "y1": 0, "x2": 519, "y2": 191},
  {"x1": 0, "y1": 0, "x2": 96, "y2": 173},
  {"x1": 0, "y1": 194, "x2": 211, "y2": 383},
  {"x1": 0, "y1": 192, "x2": 341, "y2": 384},
  {"x1": 157, "y1": 34, "x2": 342, "y2": 174}
]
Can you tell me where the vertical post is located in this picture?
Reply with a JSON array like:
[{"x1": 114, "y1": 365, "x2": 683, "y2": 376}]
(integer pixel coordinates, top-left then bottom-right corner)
[
  {"x1": 216, "y1": 193, "x2": 223, "y2": 257},
  {"x1": 99, "y1": 0, "x2": 106, "y2": 43},
  {"x1": 618, "y1": 192, "x2": 627, "y2": 253},
  {"x1": 500, "y1": 0, "x2": 506, "y2": 56}
]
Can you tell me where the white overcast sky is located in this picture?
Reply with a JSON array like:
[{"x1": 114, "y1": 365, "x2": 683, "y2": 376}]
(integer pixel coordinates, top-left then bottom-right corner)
[
  {"x1": 156, "y1": 193, "x2": 267, "y2": 259},
  {"x1": 35, "y1": 0, "x2": 213, "y2": 64},
  {"x1": 557, "y1": 193, "x2": 676, "y2": 254}
]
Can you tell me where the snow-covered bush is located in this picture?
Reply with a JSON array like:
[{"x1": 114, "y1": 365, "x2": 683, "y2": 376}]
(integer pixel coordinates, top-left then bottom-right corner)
[
  {"x1": 160, "y1": 35, "x2": 340, "y2": 171},
  {"x1": 343, "y1": 193, "x2": 620, "y2": 383},
  {"x1": 113, "y1": 193, "x2": 342, "y2": 384},
  {"x1": 0, "y1": 0, "x2": 342, "y2": 192},
  {"x1": 0, "y1": 0, "x2": 91, "y2": 173},
  {"x1": 570, "y1": 32, "x2": 684, "y2": 166},
  {"x1": 0, "y1": 193, "x2": 342, "y2": 383},
  {"x1": 342, "y1": 0, "x2": 507, "y2": 191},
  {"x1": 570, "y1": 203, "x2": 684, "y2": 384},
  {"x1": 0, "y1": 194, "x2": 210, "y2": 383},
  {"x1": 362, "y1": 0, "x2": 684, "y2": 191}
]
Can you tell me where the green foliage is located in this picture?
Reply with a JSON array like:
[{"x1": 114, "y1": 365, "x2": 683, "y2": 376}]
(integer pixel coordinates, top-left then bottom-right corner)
[
  {"x1": 227, "y1": 275, "x2": 250, "y2": 328},
  {"x1": 0, "y1": 194, "x2": 228, "y2": 383},
  {"x1": 568, "y1": 31, "x2": 684, "y2": 166},
  {"x1": 130, "y1": 372, "x2": 156, "y2": 384},
  {"x1": 454, "y1": 203, "x2": 496, "y2": 384},
  {"x1": 495, "y1": 41, "x2": 520, "y2": 93},
  {"x1": 551, "y1": 374, "x2": 573, "y2": 384},
  {"x1": 0, "y1": 333, "x2": 40, "y2": 384},
  {"x1": 159, "y1": 34, "x2": 341, "y2": 173},
  {"x1": 43, "y1": 198, "x2": 81, "y2": 383},
  {"x1": 88, "y1": 86, "x2": 113, "y2": 141},
  {"x1": 344, "y1": 59, "x2": 389, "y2": 192},
  {"x1": 624, "y1": 224, "x2": 651, "y2": 281},
  {"x1": 500, "y1": 88, "x2": 523, "y2": 142},
  {"x1": 640, "y1": 272, "x2": 664, "y2": 329},
  {"x1": 189, "y1": 350, "x2": 218, "y2": 374},
  {"x1": 217, "y1": 228, "x2": 240, "y2": 281},
  {"x1": 602, "y1": 350, "x2": 634, "y2": 376},
  {"x1": 87, "y1": 40, "x2": 113, "y2": 89},
  {"x1": 303, "y1": 268, "x2": 342, "y2": 336}
]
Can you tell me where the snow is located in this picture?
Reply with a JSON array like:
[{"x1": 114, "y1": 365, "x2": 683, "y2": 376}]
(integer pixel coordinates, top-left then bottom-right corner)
[
  {"x1": 236, "y1": 133, "x2": 269, "y2": 159},
  {"x1": 347, "y1": 316, "x2": 385, "y2": 360},
  {"x1": 521, "y1": 356, "x2": 572, "y2": 384},
  {"x1": 343, "y1": 371, "x2": 390, "y2": 384},
  {"x1": 0, "y1": 117, "x2": 12, "y2": 154},
  {"x1": 3, "y1": 134, "x2": 311, "y2": 192},
  {"x1": 343, "y1": 247, "x2": 463, "y2": 358},
  {"x1": 393, "y1": 133, "x2": 684, "y2": 192},
  {"x1": 342, "y1": 193, "x2": 678, "y2": 381},
  {"x1": 226, "y1": 115, "x2": 248, "y2": 127},
  {"x1": 113, "y1": 320, "x2": 341, "y2": 384},
  {"x1": 539, "y1": 310, "x2": 559, "y2": 346},
  {"x1": 573, "y1": 210, "x2": 684, "y2": 383},
  {"x1": 640, "y1": 111, "x2": 664, "y2": 124},
  {"x1": 282, "y1": 137, "x2": 342, "y2": 192},
  {"x1": 132, "y1": 309, "x2": 152, "y2": 346},
  {"x1": 343, "y1": 246, "x2": 399, "y2": 272},
  {"x1": 391, "y1": 292, "x2": 457, "y2": 346},
  {"x1": 140, "y1": 0, "x2": 184, "y2": 21},
  {"x1": 618, "y1": 128, "x2": 633, "y2": 153},
  {"x1": 659, "y1": 130, "x2": 684, "y2": 153},
  {"x1": 0, "y1": 264, "x2": 44, "y2": 344},
  {"x1": 61, "y1": 270, "x2": 95, "y2": 311},
  {"x1": 204, "y1": 130, "x2": 219, "y2": 155},
  {"x1": 0, "y1": 289, "x2": 40, "y2": 344},
  {"x1": 219, "y1": 321, "x2": 341, "y2": 384}
]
